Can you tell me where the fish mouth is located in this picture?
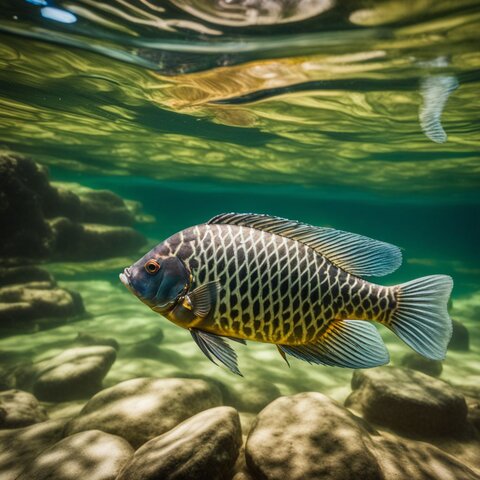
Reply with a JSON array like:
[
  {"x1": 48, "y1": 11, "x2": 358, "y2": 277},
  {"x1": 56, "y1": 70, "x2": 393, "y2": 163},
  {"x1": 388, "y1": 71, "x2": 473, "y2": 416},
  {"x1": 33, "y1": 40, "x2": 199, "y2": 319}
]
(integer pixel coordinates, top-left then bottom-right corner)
[{"x1": 119, "y1": 268, "x2": 134, "y2": 292}]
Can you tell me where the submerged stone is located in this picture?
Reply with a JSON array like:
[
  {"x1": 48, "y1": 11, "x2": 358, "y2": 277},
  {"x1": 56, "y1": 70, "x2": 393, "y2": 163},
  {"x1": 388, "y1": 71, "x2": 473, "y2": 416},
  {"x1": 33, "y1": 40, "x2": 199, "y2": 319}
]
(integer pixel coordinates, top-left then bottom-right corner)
[
  {"x1": 345, "y1": 367, "x2": 469, "y2": 436},
  {"x1": 17, "y1": 429, "x2": 133, "y2": 480},
  {"x1": 0, "y1": 389, "x2": 48, "y2": 428},
  {"x1": 223, "y1": 378, "x2": 281, "y2": 413},
  {"x1": 64, "y1": 377, "x2": 223, "y2": 448},
  {"x1": 246, "y1": 392, "x2": 383, "y2": 480},
  {"x1": 0, "y1": 418, "x2": 65, "y2": 479},
  {"x1": 373, "y1": 431, "x2": 480, "y2": 480},
  {"x1": 400, "y1": 352, "x2": 443, "y2": 377},
  {"x1": 117, "y1": 406, "x2": 242, "y2": 480},
  {"x1": 0, "y1": 266, "x2": 53, "y2": 288},
  {"x1": 50, "y1": 219, "x2": 146, "y2": 261},
  {"x1": 31, "y1": 346, "x2": 116, "y2": 402},
  {"x1": 449, "y1": 319, "x2": 470, "y2": 351},
  {"x1": 75, "y1": 332, "x2": 120, "y2": 351}
]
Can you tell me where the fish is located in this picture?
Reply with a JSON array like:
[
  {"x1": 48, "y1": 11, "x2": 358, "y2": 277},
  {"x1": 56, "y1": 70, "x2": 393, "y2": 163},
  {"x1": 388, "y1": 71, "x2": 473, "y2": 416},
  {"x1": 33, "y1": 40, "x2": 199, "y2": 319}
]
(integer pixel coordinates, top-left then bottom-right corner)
[{"x1": 120, "y1": 213, "x2": 453, "y2": 376}]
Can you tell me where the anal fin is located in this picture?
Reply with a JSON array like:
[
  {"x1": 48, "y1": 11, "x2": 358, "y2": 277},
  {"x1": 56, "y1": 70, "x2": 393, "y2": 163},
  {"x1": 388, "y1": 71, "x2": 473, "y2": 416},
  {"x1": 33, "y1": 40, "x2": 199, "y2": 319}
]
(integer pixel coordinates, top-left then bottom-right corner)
[
  {"x1": 278, "y1": 320, "x2": 389, "y2": 369},
  {"x1": 190, "y1": 328, "x2": 243, "y2": 376}
]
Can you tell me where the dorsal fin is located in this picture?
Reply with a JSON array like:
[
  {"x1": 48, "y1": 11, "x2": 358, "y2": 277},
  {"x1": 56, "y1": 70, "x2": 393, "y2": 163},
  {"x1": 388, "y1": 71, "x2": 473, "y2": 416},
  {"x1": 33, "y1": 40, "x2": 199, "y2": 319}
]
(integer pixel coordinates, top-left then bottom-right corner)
[{"x1": 208, "y1": 213, "x2": 402, "y2": 277}]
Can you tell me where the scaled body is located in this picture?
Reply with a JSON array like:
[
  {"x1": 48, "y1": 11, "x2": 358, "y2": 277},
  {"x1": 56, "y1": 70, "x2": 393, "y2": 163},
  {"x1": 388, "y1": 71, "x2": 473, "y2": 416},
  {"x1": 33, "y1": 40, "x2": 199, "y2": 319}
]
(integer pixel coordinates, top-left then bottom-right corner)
[{"x1": 120, "y1": 213, "x2": 453, "y2": 375}]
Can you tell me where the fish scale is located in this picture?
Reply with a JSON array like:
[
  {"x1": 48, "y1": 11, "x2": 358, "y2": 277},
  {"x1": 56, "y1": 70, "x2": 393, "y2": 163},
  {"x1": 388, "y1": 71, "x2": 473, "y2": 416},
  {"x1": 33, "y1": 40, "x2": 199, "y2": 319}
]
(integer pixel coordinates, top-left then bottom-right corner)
[{"x1": 166, "y1": 223, "x2": 394, "y2": 345}]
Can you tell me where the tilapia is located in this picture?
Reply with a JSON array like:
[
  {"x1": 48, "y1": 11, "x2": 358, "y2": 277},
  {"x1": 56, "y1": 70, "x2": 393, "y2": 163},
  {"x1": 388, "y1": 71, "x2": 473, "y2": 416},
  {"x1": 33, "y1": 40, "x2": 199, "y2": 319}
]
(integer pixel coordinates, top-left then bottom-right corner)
[{"x1": 120, "y1": 213, "x2": 453, "y2": 376}]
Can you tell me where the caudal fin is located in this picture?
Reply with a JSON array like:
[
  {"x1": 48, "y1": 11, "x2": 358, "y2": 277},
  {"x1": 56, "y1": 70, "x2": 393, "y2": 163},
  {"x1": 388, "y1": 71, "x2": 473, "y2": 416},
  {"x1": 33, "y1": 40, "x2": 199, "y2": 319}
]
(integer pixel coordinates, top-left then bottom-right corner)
[{"x1": 388, "y1": 275, "x2": 453, "y2": 360}]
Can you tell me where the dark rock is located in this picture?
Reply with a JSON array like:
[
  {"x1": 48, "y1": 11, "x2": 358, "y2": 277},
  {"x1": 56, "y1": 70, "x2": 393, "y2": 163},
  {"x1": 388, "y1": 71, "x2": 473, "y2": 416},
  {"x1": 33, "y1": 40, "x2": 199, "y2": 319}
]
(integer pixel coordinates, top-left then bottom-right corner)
[
  {"x1": 75, "y1": 332, "x2": 120, "y2": 351},
  {"x1": 0, "y1": 418, "x2": 65, "y2": 479},
  {"x1": 246, "y1": 392, "x2": 384, "y2": 480},
  {"x1": 449, "y1": 319, "x2": 470, "y2": 351},
  {"x1": 0, "y1": 151, "x2": 145, "y2": 265},
  {"x1": 0, "y1": 266, "x2": 54, "y2": 288},
  {"x1": 148, "y1": 328, "x2": 164, "y2": 343},
  {"x1": 0, "y1": 389, "x2": 48, "y2": 428},
  {"x1": 224, "y1": 379, "x2": 281, "y2": 413},
  {"x1": 345, "y1": 367, "x2": 469, "y2": 437},
  {"x1": 123, "y1": 340, "x2": 162, "y2": 359},
  {"x1": 0, "y1": 152, "x2": 54, "y2": 260},
  {"x1": 18, "y1": 430, "x2": 133, "y2": 480},
  {"x1": 117, "y1": 407, "x2": 242, "y2": 480},
  {"x1": 50, "y1": 219, "x2": 146, "y2": 261},
  {"x1": 0, "y1": 365, "x2": 16, "y2": 390},
  {"x1": 31, "y1": 346, "x2": 116, "y2": 402},
  {"x1": 459, "y1": 386, "x2": 480, "y2": 431},
  {"x1": 400, "y1": 352, "x2": 443, "y2": 377},
  {"x1": 64, "y1": 377, "x2": 223, "y2": 448}
]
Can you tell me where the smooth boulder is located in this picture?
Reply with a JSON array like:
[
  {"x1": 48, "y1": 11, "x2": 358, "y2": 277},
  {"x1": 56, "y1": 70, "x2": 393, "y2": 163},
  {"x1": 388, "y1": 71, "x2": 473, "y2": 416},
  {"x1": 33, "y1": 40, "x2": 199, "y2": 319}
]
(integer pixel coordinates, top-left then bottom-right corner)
[
  {"x1": 0, "y1": 389, "x2": 48, "y2": 428},
  {"x1": 64, "y1": 377, "x2": 223, "y2": 448},
  {"x1": 31, "y1": 346, "x2": 116, "y2": 402},
  {"x1": 449, "y1": 319, "x2": 470, "y2": 351},
  {"x1": 374, "y1": 431, "x2": 480, "y2": 480},
  {"x1": 0, "y1": 283, "x2": 85, "y2": 331},
  {"x1": 345, "y1": 367, "x2": 468, "y2": 436},
  {"x1": 117, "y1": 407, "x2": 242, "y2": 480},
  {"x1": 0, "y1": 419, "x2": 65, "y2": 479},
  {"x1": 17, "y1": 430, "x2": 133, "y2": 480},
  {"x1": 246, "y1": 392, "x2": 383, "y2": 480}
]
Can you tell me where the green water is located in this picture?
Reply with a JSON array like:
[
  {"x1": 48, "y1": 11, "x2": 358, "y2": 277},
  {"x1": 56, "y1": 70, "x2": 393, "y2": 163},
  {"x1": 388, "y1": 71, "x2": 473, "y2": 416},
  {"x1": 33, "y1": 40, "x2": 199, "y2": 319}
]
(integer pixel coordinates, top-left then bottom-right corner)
[{"x1": 0, "y1": 0, "x2": 479, "y2": 477}]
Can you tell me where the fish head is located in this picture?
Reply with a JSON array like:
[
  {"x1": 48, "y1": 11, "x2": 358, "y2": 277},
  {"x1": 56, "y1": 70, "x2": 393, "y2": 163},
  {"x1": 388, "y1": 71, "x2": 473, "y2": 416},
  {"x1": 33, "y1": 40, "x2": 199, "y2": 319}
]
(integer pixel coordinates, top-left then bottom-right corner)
[{"x1": 120, "y1": 249, "x2": 191, "y2": 314}]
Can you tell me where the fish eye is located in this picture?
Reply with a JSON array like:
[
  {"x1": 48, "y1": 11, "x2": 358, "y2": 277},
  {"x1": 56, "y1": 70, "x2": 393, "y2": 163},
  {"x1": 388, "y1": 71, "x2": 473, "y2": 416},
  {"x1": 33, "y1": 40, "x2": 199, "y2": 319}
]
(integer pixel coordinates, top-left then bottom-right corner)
[{"x1": 144, "y1": 259, "x2": 160, "y2": 274}]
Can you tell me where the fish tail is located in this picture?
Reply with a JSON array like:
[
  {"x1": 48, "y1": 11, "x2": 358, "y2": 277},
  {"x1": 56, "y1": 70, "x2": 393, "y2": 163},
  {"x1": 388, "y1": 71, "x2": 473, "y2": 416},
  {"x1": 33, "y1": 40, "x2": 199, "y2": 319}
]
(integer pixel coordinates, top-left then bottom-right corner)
[{"x1": 386, "y1": 275, "x2": 453, "y2": 360}]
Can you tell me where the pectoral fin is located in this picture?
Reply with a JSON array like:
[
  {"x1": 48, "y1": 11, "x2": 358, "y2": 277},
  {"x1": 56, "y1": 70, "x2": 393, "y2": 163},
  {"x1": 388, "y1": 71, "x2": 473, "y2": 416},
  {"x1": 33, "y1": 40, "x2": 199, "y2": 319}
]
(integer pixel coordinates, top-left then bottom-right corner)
[
  {"x1": 276, "y1": 345, "x2": 290, "y2": 367},
  {"x1": 190, "y1": 328, "x2": 242, "y2": 376},
  {"x1": 186, "y1": 281, "x2": 221, "y2": 318}
]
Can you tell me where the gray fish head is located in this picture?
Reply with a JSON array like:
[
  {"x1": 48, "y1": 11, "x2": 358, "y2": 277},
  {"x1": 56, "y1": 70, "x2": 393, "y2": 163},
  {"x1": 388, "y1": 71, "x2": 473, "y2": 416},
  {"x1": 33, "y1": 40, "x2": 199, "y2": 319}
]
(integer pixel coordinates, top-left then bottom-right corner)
[{"x1": 120, "y1": 249, "x2": 191, "y2": 313}]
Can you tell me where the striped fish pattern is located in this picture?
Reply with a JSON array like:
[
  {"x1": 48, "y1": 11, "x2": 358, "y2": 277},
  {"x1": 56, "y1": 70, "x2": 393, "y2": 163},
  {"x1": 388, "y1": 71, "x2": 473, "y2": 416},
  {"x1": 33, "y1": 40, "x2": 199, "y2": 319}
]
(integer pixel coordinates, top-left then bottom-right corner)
[{"x1": 120, "y1": 213, "x2": 453, "y2": 376}]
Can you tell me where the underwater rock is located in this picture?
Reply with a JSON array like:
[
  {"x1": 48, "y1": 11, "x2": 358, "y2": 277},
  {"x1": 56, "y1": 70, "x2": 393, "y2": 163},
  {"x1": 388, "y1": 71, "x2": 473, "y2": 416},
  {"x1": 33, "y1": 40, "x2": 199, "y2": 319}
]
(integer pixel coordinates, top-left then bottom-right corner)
[
  {"x1": 0, "y1": 389, "x2": 48, "y2": 428},
  {"x1": 374, "y1": 430, "x2": 480, "y2": 480},
  {"x1": 31, "y1": 346, "x2": 116, "y2": 402},
  {"x1": 449, "y1": 319, "x2": 470, "y2": 351},
  {"x1": 64, "y1": 377, "x2": 223, "y2": 448},
  {"x1": 399, "y1": 352, "x2": 443, "y2": 377},
  {"x1": 458, "y1": 386, "x2": 480, "y2": 431},
  {"x1": 0, "y1": 418, "x2": 65, "y2": 479},
  {"x1": 223, "y1": 379, "x2": 281, "y2": 413},
  {"x1": 17, "y1": 429, "x2": 133, "y2": 480},
  {"x1": 50, "y1": 218, "x2": 146, "y2": 261},
  {"x1": 345, "y1": 367, "x2": 469, "y2": 437},
  {"x1": 0, "y1": 152, "x2": 55, "y2": 260},
  {"x1": 76, "y1": 189, "x2": 135, "y2": 226},
  {"x1": 232, "y1": 445, "x2": 255, "y2": 480},
  {"x1": 245, "y1": 392, "x2": 383, "y2": 480},
  {"x1": 75, "y1": 332, "x2": 120, "y2": 351},
  {"x1": 0, "y1": 151, "x2": 146, "y2": 262},
  {"x1": 122, "y1": 340, "x2": 162, "y2": 359},
  {"x1": 117, "y1": 406, "x2": 242, "y2": 480},
  {"x1": 0, "y1": 284, "x2": 84, "y2": 319},
  {"x1": 0, "y1": 284, "x2": 85, "y2": 331},
  {"x1": 0, "y1": 266, "x2": 54, "y2": 288}
]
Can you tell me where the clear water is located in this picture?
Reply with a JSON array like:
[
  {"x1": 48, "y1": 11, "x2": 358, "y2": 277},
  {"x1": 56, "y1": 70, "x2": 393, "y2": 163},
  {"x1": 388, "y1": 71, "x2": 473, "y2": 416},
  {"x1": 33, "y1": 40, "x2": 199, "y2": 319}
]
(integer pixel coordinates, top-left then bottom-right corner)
[{"x1": 0, "y1": 0, "x2": 479, "y2": 475}]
